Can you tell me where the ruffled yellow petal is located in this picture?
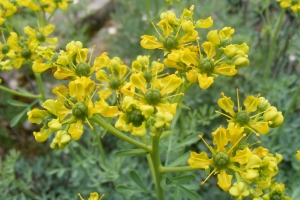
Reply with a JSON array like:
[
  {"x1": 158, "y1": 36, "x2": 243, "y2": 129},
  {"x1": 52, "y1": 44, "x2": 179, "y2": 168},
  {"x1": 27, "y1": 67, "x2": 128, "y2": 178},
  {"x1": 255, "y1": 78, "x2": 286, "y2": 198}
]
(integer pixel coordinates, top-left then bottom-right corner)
[
  {"x1": 140, "y1": 35, "x2": 163, "y2": 49},
  {"x1": 48, "y1": 118, "x2": 62, "y2": 131},
  {"x1": 186, "y1": 70, "x2": 198, "y2": 83},
  {"x1": 33, "y1": 129, "x2": 50, "y2": 142},
  {"x1": 94, "y1": 99, "x2": 121, "y2": 117},
  {"x1": 27, "y1": 108, "x2": 47, "y2": 124},
  {"x1": 296, "y1": 151, "x2": 300, "y2": 160},
  {"x1": 132, "y1": 122, "x2": 146, "y2": 137},
  {"x1": 217, "y1": 95, "x2": 235, "y2": 117},
  {"x1": 159, "y1": 74, "x2": 182, "y2": 96},
  {"x1": 42, "y1": 24, "x2": 55, "y2": 36},
  {"x1": 207, "y1": 30, "x2": 220, "y2": 46},
  {"x1": 202, "y1": 41, "x2": 216, "y2": 58},
  {"x1": 68, "y1": 120, "x2": 83, "y2": 140},
  {"x1": 249, "y1": 121, "x2": 270, "y2": 134},
  {"x1": 130, "y1": 73, "x2": 147, "y2": 93},
  {"x1": 214, "y1": 63, "x2": 237, "y2": 76},
  {"x1": 217, "y1": 170, "x2": 232, "y2": 191},
  {"x1": 188, "y1": 151, "x2": 213, "y2": 169},
  {"x1": 195, "y1": 16, "x2": 213, "y2": 28},
  {"x1": 91, "y1": 52, "x2": 110, "y2": 71},
  {"x1": 230, "y1": 147, "x2": 251, "y2": 165},
  {"x1": 197, "y1": 73, "x2": 214, "y2": 89},
  {"x1": 212, "y1": 126, "x2": 228, "y2": 151}
]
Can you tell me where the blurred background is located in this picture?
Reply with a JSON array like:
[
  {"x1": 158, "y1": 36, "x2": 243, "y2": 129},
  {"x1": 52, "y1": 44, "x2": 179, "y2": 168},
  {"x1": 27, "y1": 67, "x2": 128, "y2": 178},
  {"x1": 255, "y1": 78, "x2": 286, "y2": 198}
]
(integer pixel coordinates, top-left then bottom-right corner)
[{"x1": 1, "y1": 0, "x2": 300, "y2": 199}]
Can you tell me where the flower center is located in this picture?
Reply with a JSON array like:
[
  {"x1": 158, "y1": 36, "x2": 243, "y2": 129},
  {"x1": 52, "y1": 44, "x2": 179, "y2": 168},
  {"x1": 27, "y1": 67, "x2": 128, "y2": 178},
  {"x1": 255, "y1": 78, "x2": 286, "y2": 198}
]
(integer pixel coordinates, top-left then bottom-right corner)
[
  {"x1": 1, "y1": 45, "x2": 10, "y2": 54},
  {"x1": 75, "y1": 62, "x2": 90, "y2": 77},
  {"x1": 128, "y1": 109, "x2": 145, "y2": 127},
  {"x1": 109, "y1": 78, "x2": 121, "y2": 90},
  {"x1": 21, "y1": 48, "x2": 32, "y2": 59},
  {"x1": 145, "y1": 89, "x2": 161, "y2": 105},
  {"x1": 270, "y1": 193, "x2": 281, "y2": 200},
  {"x1": 235, "y1": 110, "x2": 250, "y2": 125},
  {"x1": 64, "y1": 96, "x2": 78, "y2": 109},
  {"x1": 163, "y1": 35, "x2": 178, "y2": 51},
  {"x1": 72, "y1": 102, "x2": 88, "y2": 119},
  {"x1": 37, "y1": 33, "x2": 46, "y2": 42},
  {"x1": 213, "y1": 152, "x2": 230, "y2": 169},
  {"x1": 199, "y1": 58, "x2": 214, "y2": 73}
]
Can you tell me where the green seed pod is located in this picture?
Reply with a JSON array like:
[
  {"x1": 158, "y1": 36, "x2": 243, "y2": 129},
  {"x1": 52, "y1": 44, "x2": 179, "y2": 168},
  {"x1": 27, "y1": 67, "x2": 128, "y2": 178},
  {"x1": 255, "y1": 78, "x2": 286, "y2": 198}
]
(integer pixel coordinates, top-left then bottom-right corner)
[
  {"x1": 143, "y1": 72, "x2": 152, "y2": 84},
  {"x1": 75, "y1": 62, "x2": 90, "y2": 77},
  {"x1": 63, "y1": 96, "x2": 78, "y2": 109},
  {"x1": 52, "y1": 53, "x2": 59, "y2": 63},
  {"x1": 128, "y1": 109, "x2": 145, "y2": 127},
  {"x1": 213, "y1": 152, "x2": 230, "y2": 168},
  {"x1": 109, "y1": 78, "x2": 121, "y2": 90},
  {"x1": 21, "y1": 48, "x2": 31, "y2": 59},
  {"x1": 145, "y1": 89, "x2": 161, "y2": 105},
  {"x1": 37, "y1": 33, "x2": 46, "y2": 42},
  {"x1": 1, "y1": 45, "x2": 10, "y2": 54},
  {"x1": 235, "y1": 110, "x2": 250, "y2": 125},
  {"x1": 72, "y1": 102, "x2": 88, "y2": 119},
  {"x1": 257, "y1": 97, "x2": 270, "y2": 112},
  {"x1": 199, "y1": 58, "x2": 214, "y2": 73},
  {"x1": 163, "y1": 35, "x2": 178, "y2": 51}
]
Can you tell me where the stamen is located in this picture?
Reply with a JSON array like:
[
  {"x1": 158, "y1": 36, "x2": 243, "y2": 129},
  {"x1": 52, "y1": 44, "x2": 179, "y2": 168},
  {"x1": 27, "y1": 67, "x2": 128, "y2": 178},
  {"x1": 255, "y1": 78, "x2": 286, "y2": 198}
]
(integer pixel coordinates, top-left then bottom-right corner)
[
  {"x1": 249, "y1": 108, "x2": 271, "y2": 119},
  {"x1": 85, "y1": 117, "x2": 94, "y2": 130},
  {"x1": 215, "y1": 110, "x2": 234, "y2": 119},
  {"x1": 201, "y1": 168, "x2": 216, "y2": 185},
  {"x1": 248, "y1": 140, "x2": 261, "y2": 148},
  {"x1": 175, "y1": 21, "x2": 182, "y2": 38},
  {"x1": 246, "y1": 93, "x2": 261, "y2": 113},
  {"x1": 227, "y1": 134, "x2": 246, "y2": 154},
  {"x1": 161, "y1": 92, "x2": 184, "y2": 100},
  {"x1": 1, "y1": 31, "x2": 6, "y2": 44},
  {"x1": 244, "y1": 125, "x2": 260, "y2": 136},
  {"x1": 228, "y1": 164, "x2": 246, "y2": 174},
  {"x1": 236, "y1": 88, "x2": 240, "y2": 112},
  {"x1": 78, "y1": 193, "x2": 84, "y2": 200},
  {"x1": 198, "y1": 135, "x2": 215, "y2": 153},
  {"x1": 151, "y1": 22, "x2": 164, "y2": 40},
  {"x1": 88, "y1": 45, "x2": 95, "y2": 66}
]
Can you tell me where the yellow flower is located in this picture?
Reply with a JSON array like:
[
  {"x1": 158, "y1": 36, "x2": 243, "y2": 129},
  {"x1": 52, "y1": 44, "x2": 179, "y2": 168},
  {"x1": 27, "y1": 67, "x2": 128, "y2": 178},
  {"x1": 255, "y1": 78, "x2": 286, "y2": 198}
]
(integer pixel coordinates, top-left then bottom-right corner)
[
  {"x1": 0, "y1": 0, "x2": 17, "y2": 25},
  {"x1": 188, "y1": 126, "x2": 251, "y2": 191},
  {"x1": 78, "y1": 192, "x2": 105, "y2": 200},
  {"x1": 24, "y1": 24, "x2": 57, "y2": 48},
  {"x1": 140, "y1": 6, "x2": 213, "y2": 54},
  {"x1": 216, "y1": 90, "x2": 272, "y2": 135},
  {"x1": 207, "y1": 27, "x2": 235, "y2": 46},
  {"x1": 297, "y1": 150, "x2": 300, "y2": 160},
  {"x1": 40, "y1": 0, "x2": 70, "y2": 13},
  {"x1": 277, "y1": 0, "x2": 300, "y2": 13}
]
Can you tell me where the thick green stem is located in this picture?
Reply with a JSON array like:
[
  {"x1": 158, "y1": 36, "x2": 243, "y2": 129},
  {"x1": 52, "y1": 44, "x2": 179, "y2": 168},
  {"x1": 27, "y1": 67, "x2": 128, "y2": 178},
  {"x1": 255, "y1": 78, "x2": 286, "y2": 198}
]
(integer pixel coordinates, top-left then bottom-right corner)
[
  {"x1": 160, "y1": 166, "x2": 196, "y2": 173},
  {"x1": 172, "y1": 81, "x2": 194, "y2": 104},
  {"x1": 150, "y1": 134, "x2": 164, "y2": 200},
  {"x1": 263, "y1": 8, "x2": 285, "y2": 83},
  {"x1": 90, "y1": 115, "x2": 151, "y2": 151},
  {"x1": 143, "y1": 137, "x2": 156, "y2": 185},
  {"x1": 0, "y1": 85, "x2": 41, "y2": 99},
  {"x1": 34, "y1": 72, "x2": 46, "y2": 101}
]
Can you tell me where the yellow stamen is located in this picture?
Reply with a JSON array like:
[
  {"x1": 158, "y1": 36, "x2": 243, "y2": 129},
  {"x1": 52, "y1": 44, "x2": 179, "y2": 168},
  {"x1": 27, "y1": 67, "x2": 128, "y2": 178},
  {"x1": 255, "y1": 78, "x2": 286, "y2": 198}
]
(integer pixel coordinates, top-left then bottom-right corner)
[
  {"x1": 85, "y1": 117, "x2": 94, "y2": 130},
  {"x1": 249, "y1": 107, "x2": 271, "y2": 119},
  {"x1": 201, "y1": 168, "x2": 217, "y2": 185},
  {"x1": 236, "y1": 88, "x2": 241, "y2": 112},
  {"x1": 227, "y1": 134, "x2": 246, "y2": 154},
  {"x1": 198, "y1": 134, "x2": 215, "y2": 153},
  {"x1": 151, "y1": 22, "x2": 164, "y2": 40},
  {"x1": 244, "y1": 125, "x2": 260, "y2": 136},
  {"x1": 162, "y1": 92, "x2": 184, "y2": 100},
  {"x1": 88, "y1": 45, "x2": 95, "y2": 66},
  {"x1": 78, "y1": 193, "x2": 84, "y2": 200},
  {"x1": 175, "y1": 21, "x2": 182, "y2": 38},
  {"x1": 215, "y1": 110, "x2": 234, "y2": 120},
  {"x1": 1, "y1": 31, "x2": 6, "y2": 44}
]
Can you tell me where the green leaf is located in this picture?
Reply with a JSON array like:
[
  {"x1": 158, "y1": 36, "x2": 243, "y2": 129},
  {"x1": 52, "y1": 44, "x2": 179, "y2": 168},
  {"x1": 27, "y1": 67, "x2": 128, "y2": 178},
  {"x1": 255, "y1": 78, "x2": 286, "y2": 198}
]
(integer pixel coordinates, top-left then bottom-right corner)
[
  {"x1": 173, "y1": 174, "x2": 195, "y2": 182},
  {"x1": 7, "y1": 100, "x2": 29, "y2": 107},
  {"x1": 168, "y1": 151, "x2": 191, "y2": 167},
  {"x1": 114, "y1": 149, "x2": 149, "y2": 157},
  {"x1": 130, "y1": 170, "x2": 146, "y2": 190},
  {"x1": 10, "y1": 108, "x2": 28, "y2": 127},
  {"x1": 116, "y1": 185, "x2": 144, "y2": 195},
  {"x1": 171, "y1": 134, "x2": 200, "y2": 150},
  {"x1": 174, "y1": 186, "x2": 181, "y2": 200},
  {"x1": 178, "y1": 184, "x2": 201, "y2": 200},
  {"x1": 179, "y1": 103, "x2": 191, "y2": 110},
  {"x1": 160, "y1": 176, "x2": 169, "y2": 191}
]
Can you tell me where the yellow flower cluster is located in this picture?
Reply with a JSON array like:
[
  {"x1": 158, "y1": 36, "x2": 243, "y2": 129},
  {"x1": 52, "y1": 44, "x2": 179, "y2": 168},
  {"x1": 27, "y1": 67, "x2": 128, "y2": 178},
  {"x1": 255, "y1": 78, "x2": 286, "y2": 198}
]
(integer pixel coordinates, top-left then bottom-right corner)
[
  {"x1": 188, "y1": 90, "x2": 287, "y2": 198},
  {"x1": 277, "y1": 0, "x2": 300, "y2": 14}
]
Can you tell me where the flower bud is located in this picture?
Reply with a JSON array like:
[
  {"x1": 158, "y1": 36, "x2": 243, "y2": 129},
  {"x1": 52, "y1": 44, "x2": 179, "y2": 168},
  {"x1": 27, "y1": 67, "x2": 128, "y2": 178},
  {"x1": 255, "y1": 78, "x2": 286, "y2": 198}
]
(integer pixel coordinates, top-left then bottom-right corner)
[
  {"x1": 263, "y1": 107, "x2": 284, "y2": 127},
  {"x1": 182, "y1": 19, "x2": 194, "y2": 32},
  {"x1": 128, "y1": 109, "x2": 145, "y2": 127},
  {"x1": 33, "y1": 129, "x2": 50, "y2": 143},
  {"x1": 37, "y1": 33, "x2": 46, "y2": 42},
  {"x1": 143, "y1": 72, "x2": 152, "y2": 83},
  {"x1": 257, "y1": 97, "x2": 270, "y2": 112},
  {"x1": 235, "y1": 111, "x2": 250, "y2": 125},
  {"x1": 50, "y1": 130, "x2": 71, "y2": 150},
  {"x1": 163, "y1": 35, "x2": 178, "y2": 51},
  {"x1": 229, "y1": 182, "x2": 250, "y2": 198},
  {"x1": 109, "y1": 78, "x2": 121, "y2": 90},
  {"x1": 1, "y1": 45, "x2": 10, "y2": 54},
  {"x1": 75, "y1": 62, "x2": 90, "y2": 77}
]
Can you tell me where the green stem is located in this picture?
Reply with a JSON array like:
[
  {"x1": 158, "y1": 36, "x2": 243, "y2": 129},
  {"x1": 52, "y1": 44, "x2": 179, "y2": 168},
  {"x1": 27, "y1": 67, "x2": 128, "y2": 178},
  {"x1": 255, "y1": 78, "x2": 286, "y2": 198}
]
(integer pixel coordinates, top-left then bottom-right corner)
[
  {"x1": 0, "y1": 85, "x2": 41, "y2": 99},
  {"x1": 92, "y1": 123, "x2": 107, "y2": 166},
  {"x1": 34, "y1": 72, "x2": 46, "y2": 101},
  {"x1": 150, "y1": 133, "x2": 164, "y2": 200},
  {"x1": 143, "y1": 137, "x2": 156, "y2": 185},
  {"x1": 263, "y1": 8, "x2": 285, "y2": 83},
  {"x1": 160, "y1": 166, "x2": 196, "y2": 173},
  {"x1": 90, "y1": 115, "x2": 151, "y2": 151}
]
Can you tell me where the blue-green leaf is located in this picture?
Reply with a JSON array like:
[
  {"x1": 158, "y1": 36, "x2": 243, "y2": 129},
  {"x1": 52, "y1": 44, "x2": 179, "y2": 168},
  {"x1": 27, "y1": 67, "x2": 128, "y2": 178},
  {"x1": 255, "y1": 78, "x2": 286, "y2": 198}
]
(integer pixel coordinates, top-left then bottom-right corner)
[
  {"x1": 7, "y1": 100, "x2": 29, "y2": 107},
  {"x1": 10, "y1": 109, "x2": 28, "y2": 127},
  {"x1": 171, "y1": 134, "x2": 200, "y2": 150},
  {"x1": 173, "y1": 174, "x2": 195, "y2": 182},
  {"x1": 114, "y1": 149, "x2": 149, "y2": 157},
  {"x1": 178, "y1": 184, "x2": 201, "y2": 200},
  {"x1": 130, "y1": 170, "x2": 146, "y2": 190},
  {"x1": 168, "y1": 151, "x2": 191, "y2": 167}
]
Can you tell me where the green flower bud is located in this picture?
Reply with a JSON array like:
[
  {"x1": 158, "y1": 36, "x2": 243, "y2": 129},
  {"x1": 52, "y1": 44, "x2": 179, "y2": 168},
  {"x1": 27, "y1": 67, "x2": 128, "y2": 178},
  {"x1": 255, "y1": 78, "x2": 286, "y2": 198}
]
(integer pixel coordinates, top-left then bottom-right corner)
[
  {"x1": 1, "y1": 45, "x2": 10, "y2": 54},
  {"x1": 270, "y1": 194, "x2": 281, "y2": 200},
  {"x1": 145, "y1": 89, "x2": 161, "y2": 105},
  {"x1": 75, "y1": 62, "x2": 90, "y2": 77},
  {"x1": 257, "y1": 97, "x2": 270, "y2": 112},
  {"x1": 72, "y1": 102, "x2": 88, "y2": 119},
  {"x1": 143, "y1": 72, "x2": 152, "y2": 83},
  {"x1": 213, "y1": 152, "x2": 230, "y2": 168},
  {"x1": 21, "y1": 48, "x2": 32, "y2": 59},
  {"x1": 109, "y1": 78, "x2": 121, "y2": 90},
  {"x1": 163, "y1": 35, "x2": 178, "y2": 51},
  {"x1": 37, "y1": 33, "x2": 46, "y2": 42},
  {"x1": 199, "y1": 58, "x2": 214, "y2": 73},
  {"x1": 128, "y1": 109, "x2": 145, "y2": 127},
  {"x1": 64, "y1": 96, "x2": 78, "y2": 109},
  {"x1": 235, "y1": 110, "x2": 250, "y2": 125}
]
